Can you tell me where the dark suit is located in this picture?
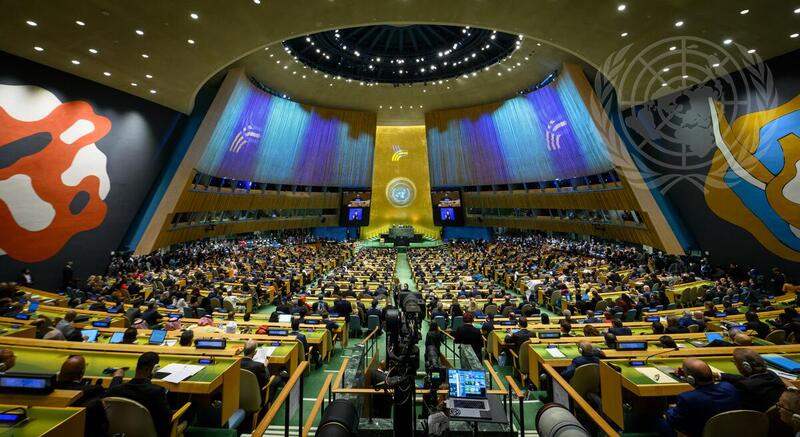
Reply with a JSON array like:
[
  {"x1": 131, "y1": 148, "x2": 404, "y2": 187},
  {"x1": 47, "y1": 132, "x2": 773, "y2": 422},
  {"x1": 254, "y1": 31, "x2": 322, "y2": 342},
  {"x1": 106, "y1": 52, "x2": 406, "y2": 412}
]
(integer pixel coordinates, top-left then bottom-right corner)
[
  {"x1": 720, "y1": 371, "x2": 785, "y2": 411},
  {"x1": 608, "y1": 326, "x2": 632, "y2": 336},
  {"x1": 664, "y1": 382, "x2": 741, "y2": 437},
  {"x1": 559, "y1": 354, "x2": 600, "y2": 380},
  {"x1": 454, "y1": 324, "x2": 483, "y2": 358},
  {"x1": 105, "y1": 378, "x2": 173, "y2": 437},
  {"x1": 333, "y1": 300, "x2": 351, "y2": 317},
  {"x1": 57, "y1": 378, "x2": 119, "y2": 437},
  {"x1": 504, "y1": 328, "x2": 535, "y2": 353},
  {"x1": 241, "y1": 357, "x2": 270, "y2": 388}
]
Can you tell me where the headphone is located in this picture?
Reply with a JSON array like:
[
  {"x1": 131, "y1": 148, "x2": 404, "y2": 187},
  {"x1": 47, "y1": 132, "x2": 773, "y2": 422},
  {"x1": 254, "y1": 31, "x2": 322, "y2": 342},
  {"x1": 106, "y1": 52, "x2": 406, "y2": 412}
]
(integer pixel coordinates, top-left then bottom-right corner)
[
  {"x1": 740, "y1": 360, "x2": 752, "y2": 374},
  {"x1": 684, "y1": 369, "x2": 696, "y2": 387}
]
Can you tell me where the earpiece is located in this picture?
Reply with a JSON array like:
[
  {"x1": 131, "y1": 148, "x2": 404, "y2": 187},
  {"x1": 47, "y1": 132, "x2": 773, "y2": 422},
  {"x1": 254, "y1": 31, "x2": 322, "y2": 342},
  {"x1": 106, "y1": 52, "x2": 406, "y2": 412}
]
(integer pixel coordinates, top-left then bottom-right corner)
[
  {"x1": 685, "y1": 374, "x2": 696, "y2": 386},
  {"x1": 740, "y1": 360, "x2": 752, "y2": 374}
]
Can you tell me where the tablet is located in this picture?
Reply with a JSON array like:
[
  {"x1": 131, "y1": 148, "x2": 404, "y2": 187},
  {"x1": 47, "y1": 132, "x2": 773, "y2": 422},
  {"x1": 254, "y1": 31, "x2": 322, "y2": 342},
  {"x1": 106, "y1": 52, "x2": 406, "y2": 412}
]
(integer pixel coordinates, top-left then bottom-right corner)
[
  {"x1": 81, "y1": 329, "x2": 99, "y2": 343},
  {"x1": 148, "y1": 330, "x2": 167, "y2": 345},
  {"x1": 109, "y1": 332, "x2": 124, "y2": 344},
  {"x1": 28, "y1": 301, "x2": 39, "y2": 312}
]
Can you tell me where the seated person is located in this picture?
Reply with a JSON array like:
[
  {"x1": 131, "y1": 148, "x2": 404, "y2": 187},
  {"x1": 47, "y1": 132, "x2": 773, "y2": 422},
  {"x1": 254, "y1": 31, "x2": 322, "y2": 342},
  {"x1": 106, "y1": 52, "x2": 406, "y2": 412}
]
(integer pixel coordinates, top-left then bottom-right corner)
[
  {"x1": 777, "y1": 388, "x2": 800, "y2": 434},
  {"x1": 559, "y1": 320, "x2": 573, "y2": 337},
  {"x1": 652, "y1": 321, "x2": 666, "y2": 335},
  {"x1": 178, "y1": 330, "x2": 194, "y2": 347},
  {"x1": 662, "y1": 358, "x2": 741, "y2": 437},
  {"x1": 582, "y1": 325, "x2": 600, "y2": 337},
  {"x1": 240, "y1": 339, "x2": 269, "y2": 388},
  {"x1": 579, "y1": 309, "x2": 603, "y2": 324},
  {"x1": 504, "y1": 317, "x2": 535, "y2": 352},
  {"x1": 122, "y1": 327, "x2": 138, "y2": 344},
  {"x1": 560, "y1": 340, "x2": 604, "y2": 380},
  {"x1": 722, "y1": 301, "x2": 740, "y2": 316},
  {"x1": 0, "y1": 348, "x2": 15, "y2": 372},
  {"x1": 715, "y1": 348, "x2": 785, "y2": 411},
  {"x1": 480, "y1": 314, "x2": 495, "y2": 336},
  {"x1": 744, "y1": 311, "x2": 771, "y2": 339},
  {"x1": 608, "y1": 319, "x2": 632, "y2": 336},
  {"x1": 425, "y1": 321, "x2": 446, "y2": 352},
  {"x1": 665, "y1": 316, "x2": 689, "y2": 334},
  {"x1": 57, "y1": 355, "x2": 123, "y2": 437},
  {"x1": 705, "y1": 332, "x2": 752, "y2": 347},
  {"x1": 453, "y1": 313, "x2": 483, "y2": 359},
  {"x1": 105, "y1": 352, "x2": 175, "y2": 437},
  {"x1": 603, "y1": 332, "x2": 617, "y2": 349},
  {"x1": 659, "y1": 335, "x2": 678, "y2": 348},
  {"x1": 141, "y1": 302, "x2": 164, "y2": 327}
]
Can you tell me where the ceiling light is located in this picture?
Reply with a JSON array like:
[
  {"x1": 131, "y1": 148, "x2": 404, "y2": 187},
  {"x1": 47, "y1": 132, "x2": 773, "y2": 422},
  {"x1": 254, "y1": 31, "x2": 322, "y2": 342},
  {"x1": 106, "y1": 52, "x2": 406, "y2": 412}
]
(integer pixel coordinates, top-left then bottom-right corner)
[
  {"x1": 26, "y1": 20, "x2": 37, "y2": 26},
  {"x1": 669, "y1": 46, "x2": 677, "y2": 50},
  {"x1": 389, "y1": 106, "x2": 392, "y2": 109},
  {"x1": 33, "y1": 46, "x2": 44, "y2": 52},
  {"x1": 795, "y1": 7, "x2": 800, "y2": 13},
  {"x1": 141, "y1": 53, "x2": 149, "y2": 58},
  {"x1": 712, "y1": 63, "x2": 720, "y2": 67},
  {"x1": 253, "y1": 0, "x2": 261, "y2": 4},
  {"x1": 723, "y1": 38, "x2": 733, "y2": 44},
  {"x1": 88, "y1": 48, "x2": 98, "y2": 54},
  {"x1": 131, "y1": 82, "x2": 138, "y2": 86},
  {"x1": 145, "y1": 74, "x2": 153, "y2": 78},
  {"x1": 792, "y1": 33, "x2": 800, "y2": 38},
  {"x1": 617, "y1": 4, "x2": 626, "y2": 11},
  {"x1": 302, "y1": 75, "x2": 306, "y2": 78},
  {"x1": 747, "y1": 49, "x2": 756, "y2": 53},
  {"x1": 190, "y1": 12, "x2": 199, "y2": 19},
  {"x1": 283, "y1": 65, "x2": 288, "y2": 69},
  {"x1": 490, "y1": 35, "x2": 496, "y2": 40},
  {"x1": 674, "y1": 20, "x2": 684, "y2": 27},
  {"x1": 71, "y1": 59, "x2": 80, "y2": 65},
  {"x1": 497, "y1": 72, "x2": 502, "y2": 76},
  {"x1": 740, "y1": 9, "x2": 749, "y2": 14},
  {"x1": 103, "y1": 71, "x2": 111, "y2": 76},
  {"x1": 662, "y1": 67, "x2": 670, "y2": 72},
  {"x1": 149, "y1": 89, "x2": 157, "y2": 94},
  {"x1": 135, "y1": 29, "x2": 144, "y2": 36},
  {"x1": 682, "y1": 74, "x2": 688, "y2": 78},
  {"x1": 187, "y1": 39, "x2": 195, "y2": 44},
  {"x1": 662, "y1": 83, "x2": 668, "y2": 87},
  {"x1": 620, "y1": 32, "x2": 628, "y2": 37},
  {"x1": 75, "y1": 20, "x2": 85, "y2": 26}
]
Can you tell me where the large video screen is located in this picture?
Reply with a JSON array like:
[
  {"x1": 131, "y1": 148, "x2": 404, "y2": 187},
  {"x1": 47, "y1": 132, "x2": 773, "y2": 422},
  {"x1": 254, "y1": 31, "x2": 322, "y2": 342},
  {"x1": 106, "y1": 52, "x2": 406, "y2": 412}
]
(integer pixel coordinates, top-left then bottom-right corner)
[
  {"x1": 431, "y1": 190, "x2": 463, "y2": 226},
  {"x1": 340, "y1": 191, "x2": 371, "y2": 226}
]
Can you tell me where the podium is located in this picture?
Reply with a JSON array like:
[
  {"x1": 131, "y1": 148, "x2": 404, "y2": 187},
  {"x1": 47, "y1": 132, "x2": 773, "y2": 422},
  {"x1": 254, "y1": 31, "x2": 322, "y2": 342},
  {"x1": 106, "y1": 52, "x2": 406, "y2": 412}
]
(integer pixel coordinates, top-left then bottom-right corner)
[{"x1": 381, "y1": 225, "x2": 423, "y2": 246}]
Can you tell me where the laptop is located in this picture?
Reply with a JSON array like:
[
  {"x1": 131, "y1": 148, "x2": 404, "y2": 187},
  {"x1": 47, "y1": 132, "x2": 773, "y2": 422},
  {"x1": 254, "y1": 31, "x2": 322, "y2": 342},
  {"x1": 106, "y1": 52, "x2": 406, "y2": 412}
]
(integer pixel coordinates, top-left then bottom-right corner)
[{"x1": 445, "y1": 369, "x2": 491, "y2": 419}]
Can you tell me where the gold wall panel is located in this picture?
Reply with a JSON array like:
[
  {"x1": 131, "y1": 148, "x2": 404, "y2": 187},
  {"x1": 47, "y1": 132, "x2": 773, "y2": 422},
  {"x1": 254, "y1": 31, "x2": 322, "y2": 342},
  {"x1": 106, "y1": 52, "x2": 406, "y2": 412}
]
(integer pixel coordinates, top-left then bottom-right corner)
[{"x1": 363, "y1": 126, "x2": 438, "y2": 239}]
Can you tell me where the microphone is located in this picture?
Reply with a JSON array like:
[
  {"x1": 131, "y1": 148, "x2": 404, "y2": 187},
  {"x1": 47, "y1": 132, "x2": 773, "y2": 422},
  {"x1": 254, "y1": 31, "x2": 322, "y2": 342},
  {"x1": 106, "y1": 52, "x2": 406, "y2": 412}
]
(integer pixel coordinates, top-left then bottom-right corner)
[{"x1": 641, "y1": 347, "x2": 680, "y2": 365}]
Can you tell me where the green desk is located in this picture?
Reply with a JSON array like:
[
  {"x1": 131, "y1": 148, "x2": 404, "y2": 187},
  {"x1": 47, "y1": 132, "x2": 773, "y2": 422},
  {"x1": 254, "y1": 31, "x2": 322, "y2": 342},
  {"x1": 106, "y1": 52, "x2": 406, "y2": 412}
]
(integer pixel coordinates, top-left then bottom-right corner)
[
  {"x1": 0, "y1": 404, "x2": 84, "y2": 437},
  {"x1": 5, "y1": 345, "x2": 240, "y2": 427}
]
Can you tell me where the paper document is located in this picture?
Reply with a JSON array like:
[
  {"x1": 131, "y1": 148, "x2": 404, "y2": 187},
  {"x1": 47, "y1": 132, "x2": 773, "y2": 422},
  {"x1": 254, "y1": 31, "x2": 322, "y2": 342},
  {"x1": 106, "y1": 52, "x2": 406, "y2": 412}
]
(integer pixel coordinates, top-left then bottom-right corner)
[
  {"x1": 769, "y1": 368, "x2": 799, "y2": 381},
  {"x1": 253, "y1": 346, "x2": 277, "y2": 364},
  {"x1": 164, "y1": 340, "x2": 177, "y2": 347},
  {"x1": 634, "y1": 367, "x2": 679, "y2": 384},
  {"x1": 545, "y1": 347, "x2": 566, "y2": 358},
  {"x1": 159, "y1": 363, "x2": 204, "y2": 383}
]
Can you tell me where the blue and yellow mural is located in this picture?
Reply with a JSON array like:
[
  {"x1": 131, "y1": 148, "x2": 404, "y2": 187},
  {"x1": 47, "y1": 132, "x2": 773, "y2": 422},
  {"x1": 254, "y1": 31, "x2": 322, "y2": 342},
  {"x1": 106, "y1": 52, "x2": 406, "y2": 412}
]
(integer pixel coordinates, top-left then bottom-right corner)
[{"x1": 705, "y1": 96, "x2": 800, "y2": 262}]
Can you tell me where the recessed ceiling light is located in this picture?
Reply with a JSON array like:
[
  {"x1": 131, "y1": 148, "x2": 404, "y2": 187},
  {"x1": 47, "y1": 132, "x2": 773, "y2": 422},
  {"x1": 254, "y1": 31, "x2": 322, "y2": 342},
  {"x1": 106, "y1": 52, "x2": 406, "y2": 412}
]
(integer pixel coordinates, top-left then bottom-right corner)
[
  {"x1": 33, "y1": 46, "x2": 44, "y2": 52},
  {"x1": 617, "y1": 4, "x2": 626, "y2": 11},
  {"x1": 26, "y1": 20, "x2": 37, "y2": 26},
  {"x1": 253, "y1": 0, "x2": 261, "y2": 4},
  {"x1": 131, "y1": 82, "x2": 138, "y2": 86},
  {"x1": 135, "y1": 29, "x2": 144, "y2": 36},
  {"x1": 682, "y1": 74, "x2": 689, "y2": 78},
  {"x1": 662, "y1": 67, "x2": 670, "y2": 72},
  {"x1": 88, "y1": 48, "x2": 98, "y2": 54},
  {"x1": 187, "y1": 39, "x2": 195, "y2": 44},
  {"x1": 669, "y1": 46, "x2": 677, "y2": 51},
  {"x1": 791, "y1": 33, "x2": 799, "y2": 38},
  {"x1": 620, "y1": 32, "x2": 628, "y2": 37},
  {"x1": 723, "y1": 38, "x2": 733, "y2": 45},
  {"x1": 674, "y1": 20, "x2": 684, "y2": 27},
  {"x1": 712, "y1": 63, "x2": 720, "y2": 67},
  {"x1": 103, "y1": 71, "x2": 111, "y2": 76},
  {"x1": 149, "y1": 89, "x2": 157, "y2": 94},
  {"x1": 661, "y1": 83, "x2": 668, "y2": 87},
  {"x1": 748, "y1": 49, "x2": 756, "y2": 53},
  {"x1": 141, "y1": 53, "x2": 149, "y2": 58},
  {"x1": 740, "y1": 9, "x2": 749, "y2": 14},
  {"x1": 71, "y1": 59, "x2": 80, "y2": 65},
  {"x1": 145, "y1": 74, "x2": 153, "y2": 78},
  {"x1": 795, "y1": 7, "x2": 800, "y2": 13},
  {"x1": 75, "y1": 20, "x2": 85, "y2": 26},
  {"x1": 190, "y1": 12, "x2": 199, "y2": 19}
]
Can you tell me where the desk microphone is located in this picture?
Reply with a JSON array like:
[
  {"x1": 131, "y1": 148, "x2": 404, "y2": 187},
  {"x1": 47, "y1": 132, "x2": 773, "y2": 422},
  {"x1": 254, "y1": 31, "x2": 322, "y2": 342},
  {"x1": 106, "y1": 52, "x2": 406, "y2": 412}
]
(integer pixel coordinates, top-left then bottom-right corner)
[{"x1": 640, "y1": 347, "x2": 680, "y2": 365}]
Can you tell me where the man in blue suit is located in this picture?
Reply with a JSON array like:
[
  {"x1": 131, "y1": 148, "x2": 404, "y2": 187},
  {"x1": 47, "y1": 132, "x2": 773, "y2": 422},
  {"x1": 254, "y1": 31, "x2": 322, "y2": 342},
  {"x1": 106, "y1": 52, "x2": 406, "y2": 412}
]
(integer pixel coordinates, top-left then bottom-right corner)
[
  {"x1": 662, "y1": 358, "x2": 741, "y2": 436},
  {"x1": 559, "y1": 340, "x2": 604, "y2": 380}
]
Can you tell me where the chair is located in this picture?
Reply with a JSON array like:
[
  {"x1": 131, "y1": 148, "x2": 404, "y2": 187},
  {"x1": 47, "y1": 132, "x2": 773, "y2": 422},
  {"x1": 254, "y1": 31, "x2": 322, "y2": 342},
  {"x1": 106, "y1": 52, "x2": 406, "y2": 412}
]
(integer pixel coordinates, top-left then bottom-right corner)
[
  {"x1": 210, "y1": 297, "x2": 222, "y2": 309},
  {"x1": 655, "y1": 305, "x2": 664, "y2": 311},
  {"x1": 549, "y1": 293, "x2": 561, "y2": 313},
  {"x1": 196, "y1": 308, "x2": 206, "y2": 317},
  {"x1": 433, "y1": 316, "x2": 446, "y2": 330},
  {"x1": 701, "y1": 409, "x2": 768, "y2": 437},
  {"x1": 367, "y1": 314, "x2": 380, "y2": 332},
  {"x1": 227, "y1": 369, "x2": 268, "y2": 431},
  {"x1": 766, "y1": 405, "x2": 794, "y2": 437},
  {"x1": 787, "y1": 332, "x2": 796, "y2": 344},
  {"x1": 501, "y1": 306, "x2": 514, "y2": 318},
  {"x1": 712, "y1": 297, "x2": 721, "y2": 305},
  {"x1": 666, "y1": 303, "x2": 677, "y2": 310},
  {"x1": 484, "y1": 304, "x2": 498, "y2": 317},
  {"x1": 569, "y1": 363, "x2": 600, "y2": 399},
  {"x1": 688, "y1": 324, "x2": 700, "y2": 333},
  {"x1": 451, "y1": 316, "x2": 464, "y2": 331},
  {"x1": 183, "y1": 307, "x2": 194, "y2": 318},
  {"x1": 103, "y1": 397, "x2": 191, "y2": 437},
  {"x1": 766, "y1": 329, "x2": 786, "y2": 345},
  {"x1": 624, "y1": 309, "x2": 637, "y2": 322},
  {"x1": 348, "y1": 314, "x2": 362, "y2": 338},
  {"x1": 520, "y1": 304, "x2": 533, "y2": 315},
  {"x1": 223, "y1": 300, "x2": 235, "y2": 314},
  {"x1": 509, "y1": 339, "x2": 531, "y2": 384}
]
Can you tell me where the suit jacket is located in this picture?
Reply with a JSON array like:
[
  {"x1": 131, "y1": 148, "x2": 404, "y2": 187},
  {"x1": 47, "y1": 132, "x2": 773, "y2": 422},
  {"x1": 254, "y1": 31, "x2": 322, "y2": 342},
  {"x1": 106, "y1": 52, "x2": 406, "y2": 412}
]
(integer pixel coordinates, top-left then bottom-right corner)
[
  {"x1": 57, "y1": 378, "x2": 117, "y2": 437},
  {"x1": 105, "y1": 378, "x2": 172, "y2": 437},
  {"x1": 720, "y1": 371, "x2": 786, "y2": 411},
  {"x1": 241, "y1": 357, "x2": 270, "y2": 388},
  {"x1": 608, "y1": 327, "x2": 632, "y2": 336},
  {"x1": 504, "y1": 328, "x2": 535, "y2": 352},
  {"x1": 454, "y1": 324, "x2": 483, "y2": 358},
  {"x1": 560, "y1": 354, "x2": 600, "y2": 380},
  {"x1": 665, "y1": 382, "x2": 741, "y2": 437}
]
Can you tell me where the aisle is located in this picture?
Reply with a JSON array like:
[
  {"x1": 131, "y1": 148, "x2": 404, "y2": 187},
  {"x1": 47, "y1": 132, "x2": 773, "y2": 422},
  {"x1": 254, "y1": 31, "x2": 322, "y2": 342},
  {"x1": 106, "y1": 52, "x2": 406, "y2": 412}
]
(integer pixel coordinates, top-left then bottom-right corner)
[{"x1": 394, "y1": 251, "x2": 418, "y2": 292}]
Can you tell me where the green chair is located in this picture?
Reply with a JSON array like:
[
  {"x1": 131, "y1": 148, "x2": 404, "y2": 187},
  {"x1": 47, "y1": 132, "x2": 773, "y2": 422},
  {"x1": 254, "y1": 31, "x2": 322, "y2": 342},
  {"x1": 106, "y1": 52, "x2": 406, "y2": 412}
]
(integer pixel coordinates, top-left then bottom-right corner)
[
  {"x1": 451, "y1": 315, "x2": 464, "y2": 331},
  {"x1": 227, "y1": 369, "x2": 268, "y2": 431},
  {"x1": 766, "y1": 405, "x2": 794, "y2": 437},
  {"x1": 568, "y1": 363, "x2": 600, "y2": 399},
  {"x1": 367, "y1": 314, "x2": 380, "y2": 333},
  {"x1": 103, "y1": 397, "x2": 191, "y2": 437},
  {"x1": 624, "y1": 309, "x2": 636, "y2": 322},
  {"x1": 766, "y1": 329, "x2": 786, "y2": 345},
  {"x1": 701, "y1": 409, "x2": 768, "y2": 437},
  {"x1": 433, "y1": 315, "x2": 446, "y2": 330}
]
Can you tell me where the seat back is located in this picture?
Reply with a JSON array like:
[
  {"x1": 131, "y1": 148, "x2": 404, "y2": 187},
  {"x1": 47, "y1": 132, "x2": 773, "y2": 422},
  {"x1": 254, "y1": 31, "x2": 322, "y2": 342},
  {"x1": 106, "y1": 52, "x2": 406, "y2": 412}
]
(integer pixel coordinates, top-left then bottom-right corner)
[
  {"x1": 501, "y1": 306, "x2": 514, "y2": 318},
  {"x1": 451, "y1": 316, "x2": 464, "y2": 331},
  {"x1": 518, "y1": 339, "x2": 531, "y2": 374},
  {"x1": 367, "y1": 314, "x2": 380, "y2": 331},
  {"x1": 103, "y1": 396, "x2": 158, "y2": 437},
  {"x1": 666, "y1": 303, "x2": 677, "y2": 310},
  {"x1": 701, "y1": 409, "x2": 768, "y2": 437},
  {"x1": 569, "y1": 363, "x2": 600, "y2": 399},
  {"x1": 688, "y1": 324, "x2": 700, "y2": 333},
  {"x1": 210, "y1": 297, "x2": 222, "y2": 309},
  {"x1": 766, "y1": 329, "x2": 786, "y2": 345},
  {"x1": 766, "y1": 405, "x2": 794, "y2": 437},
  {"x1": 183, "y1": 307, "x2": 194, "y2": 318},
  {"x1": 223, "y1": 300, "x2": 235, "y2": 314},
  {"x1": 484, "y1": 304, "x2": 498, "y2": 316},
  {"x1": 240, "y1": 369, "x2": 263, "y2": 412},
  {"x1": 434, "y1": 316, "x2": 446, "y2": 330},
  {"x1": 196, "y1": 307, "x2": 206, "y2": 317},
  {"x1": 624, "y1": 309, "x2": 636, "y2": 322}
]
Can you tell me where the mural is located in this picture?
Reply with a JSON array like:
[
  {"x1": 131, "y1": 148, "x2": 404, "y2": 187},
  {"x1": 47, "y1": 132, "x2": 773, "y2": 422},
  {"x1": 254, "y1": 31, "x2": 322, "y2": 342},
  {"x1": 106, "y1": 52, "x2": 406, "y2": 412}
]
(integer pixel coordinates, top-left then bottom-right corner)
[
  {"x1": 0, "y1": 84, "x2": 111, "y2": 262},
  {"x1": 705, "y1": 95, "x2": 800, "y2": 262}
]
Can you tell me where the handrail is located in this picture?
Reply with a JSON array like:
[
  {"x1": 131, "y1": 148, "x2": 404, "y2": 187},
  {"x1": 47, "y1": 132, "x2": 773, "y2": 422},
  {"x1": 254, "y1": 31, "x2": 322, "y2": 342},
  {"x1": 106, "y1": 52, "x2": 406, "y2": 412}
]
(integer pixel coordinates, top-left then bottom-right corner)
[
  {"x1": 505, "y1": 376, "x2": 526, "y2": 437},
  {"x1": 359, "y1": 327, "x2": 380, "y2": 345},
  {"x1": 252, "y1": 361, "x2": 309, "y2": 437},
  {"x1": 542, "y1": 363, "x2": 620, "y2": 437},
  {"x1": 302, "y1": 374, "x2": 334, "y2": 437},
  {"x1": 483, "y1": 359, "x2": 506, "y2": 391},
  {"x1": 332, "y1": 357, "x2": 350, "y2": 390},
  {"x1": 505, "y1": 375, "x2": 524, "y2": 399}
]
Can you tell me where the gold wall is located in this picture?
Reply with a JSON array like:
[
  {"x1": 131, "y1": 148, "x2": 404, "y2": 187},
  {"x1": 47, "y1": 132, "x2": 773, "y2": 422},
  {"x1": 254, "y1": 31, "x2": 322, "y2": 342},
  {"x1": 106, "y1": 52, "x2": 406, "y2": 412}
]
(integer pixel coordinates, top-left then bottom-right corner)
[{"x1": 363, "y1": 125, "x2": 438, "y2": 239}]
